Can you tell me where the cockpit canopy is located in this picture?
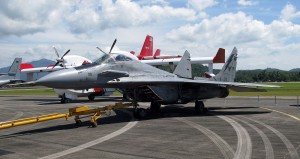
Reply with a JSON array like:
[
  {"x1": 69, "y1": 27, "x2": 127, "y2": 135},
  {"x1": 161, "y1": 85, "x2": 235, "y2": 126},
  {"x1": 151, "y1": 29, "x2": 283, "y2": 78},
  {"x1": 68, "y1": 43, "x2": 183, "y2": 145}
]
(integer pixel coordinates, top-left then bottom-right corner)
[
  {"x1": 75, "y1": 52, "x2": 136, "y2": 70},
  {"x1": 111, "y1": 53, "x2": 134, "y2": 61},
  {"x1": 93, "y1": 53, "x2": 134, "y2": 65}
]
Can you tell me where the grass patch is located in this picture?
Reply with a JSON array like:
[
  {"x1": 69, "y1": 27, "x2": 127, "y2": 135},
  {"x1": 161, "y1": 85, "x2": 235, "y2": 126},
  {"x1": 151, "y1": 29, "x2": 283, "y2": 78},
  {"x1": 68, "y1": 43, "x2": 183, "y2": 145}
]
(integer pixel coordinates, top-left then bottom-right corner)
[
  {"x1": 0, "y1": 86, "x2": 56, "y2": 96},
  {"x1": 229, "y1": 82, "x2": 300, "y2": 96}
]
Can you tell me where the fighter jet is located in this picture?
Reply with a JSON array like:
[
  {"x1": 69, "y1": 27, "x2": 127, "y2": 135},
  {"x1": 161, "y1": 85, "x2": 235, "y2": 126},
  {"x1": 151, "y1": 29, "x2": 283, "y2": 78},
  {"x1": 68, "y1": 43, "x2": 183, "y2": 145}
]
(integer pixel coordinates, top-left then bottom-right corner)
[
  {"x1": 36, "y1": 42, "x2": 279, "y2": 118},
  {"x1": 0, "y1": 58, "x2": 22, "y2": 87}
]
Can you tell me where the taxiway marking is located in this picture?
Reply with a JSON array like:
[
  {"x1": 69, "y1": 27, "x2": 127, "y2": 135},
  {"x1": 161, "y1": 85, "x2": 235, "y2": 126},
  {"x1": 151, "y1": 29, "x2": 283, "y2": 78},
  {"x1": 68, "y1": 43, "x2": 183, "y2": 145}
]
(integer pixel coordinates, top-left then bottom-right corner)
[
  {"x1": 218, "y1": 115, "x2": 252, "y2": 159},
  {"x1": 176, "y1": 118, "x2": 234, "y2": 159},
  {"x1": 232, "y1": 116, "x2": 274, "y2": 159},
  {"x1": 245, "y1": 116, "x2": 299, "y2": 159},
  {"x1": 39, "y1": 110, "x2": 138, "y2": 159},
  {"x1": 260, "y1": 107, "x2": 300, "y2": 122}
]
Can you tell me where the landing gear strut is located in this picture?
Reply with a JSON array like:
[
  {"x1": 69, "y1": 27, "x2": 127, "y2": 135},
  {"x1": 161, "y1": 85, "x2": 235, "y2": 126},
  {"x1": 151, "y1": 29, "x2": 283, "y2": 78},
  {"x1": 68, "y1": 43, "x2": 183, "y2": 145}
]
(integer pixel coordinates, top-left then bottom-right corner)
[{"x1": 195, "y1": 100, "x2": 206, "y2": 114}]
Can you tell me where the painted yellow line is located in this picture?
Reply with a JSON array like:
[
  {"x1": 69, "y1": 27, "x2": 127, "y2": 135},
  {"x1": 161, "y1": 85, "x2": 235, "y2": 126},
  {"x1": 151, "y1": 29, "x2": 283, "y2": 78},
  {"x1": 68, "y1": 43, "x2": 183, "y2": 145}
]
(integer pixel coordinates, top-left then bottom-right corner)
[{"x1": 260, "y1": 107, "x2": 300, "y2": 122}]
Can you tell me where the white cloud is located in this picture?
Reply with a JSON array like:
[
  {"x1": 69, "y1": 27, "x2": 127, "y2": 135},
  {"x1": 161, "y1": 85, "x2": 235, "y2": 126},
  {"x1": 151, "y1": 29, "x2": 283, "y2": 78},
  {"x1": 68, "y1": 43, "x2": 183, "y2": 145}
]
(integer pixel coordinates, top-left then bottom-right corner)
[
  {"x1": 165, "y1": 9, "x2": 300, "y2": 70},
  {"x1": 187, "y1": 0, "x2": 218, "y2": 11},
  {"x1": 63, "y1": 0, "x2": 196, "y2": 35},
  {"x1": 237, "y1": 0, "x2": 257, "y2": 6},
  {"x1": 280, "y1": 4, "x2": 300, "y2": 21},
  {"x1": 0, "y1": 0, "x2": 196, "y2": 37},
  {"x1": 166, "y1": 12, "x2": 267, "y2": 46},
  {"x1": 0, "y1": 0, "x2": 63, "y2": 37}
]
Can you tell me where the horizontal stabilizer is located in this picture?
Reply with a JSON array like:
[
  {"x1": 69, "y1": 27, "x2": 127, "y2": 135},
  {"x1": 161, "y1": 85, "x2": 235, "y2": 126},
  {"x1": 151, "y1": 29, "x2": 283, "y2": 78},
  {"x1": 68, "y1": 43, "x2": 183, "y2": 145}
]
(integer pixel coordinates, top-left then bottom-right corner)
[{"x1": 154, "y1": 49, "x2": 160, "y2": 57}]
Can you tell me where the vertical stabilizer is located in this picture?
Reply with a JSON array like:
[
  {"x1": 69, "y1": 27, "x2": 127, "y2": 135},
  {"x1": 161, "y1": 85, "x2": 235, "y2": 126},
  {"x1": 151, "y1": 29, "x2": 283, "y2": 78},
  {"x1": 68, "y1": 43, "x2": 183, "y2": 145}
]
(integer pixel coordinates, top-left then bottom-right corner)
[
  {"x1": 213, "y1": 47, "x2": 237, "y2": 82},
  {"x1": 213, "y1": 48, "x2": 225, "y2": 63},
  {"x1": 173, "y1": 50, "x2": 192, "y2": 78},
  {"x1": 8, "y1": 58, "x2": 22, "y2": 79},
  {"x1": 138, "y1": 35, "x2": 153, "y2": 59}
]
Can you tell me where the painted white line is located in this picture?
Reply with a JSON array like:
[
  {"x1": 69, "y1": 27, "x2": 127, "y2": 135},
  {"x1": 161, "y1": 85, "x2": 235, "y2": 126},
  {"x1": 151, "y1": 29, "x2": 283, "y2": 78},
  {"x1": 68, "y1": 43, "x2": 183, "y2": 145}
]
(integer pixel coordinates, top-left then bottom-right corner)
[
  {"x1": 232, "y1": 116, "x2": 274, "y2": 159},
  {"x1": 218, "y1": 116, "x2": 252, "y2": 159},
  {"x1": 39, "y1": 110, "x2": 138, "y2": 159},
  {"x1": 176, "y1": 118, "x2": 234, "y2": 159},
  {"x1": 245, "y1": 116, "x2": 299, "y2": 159}
]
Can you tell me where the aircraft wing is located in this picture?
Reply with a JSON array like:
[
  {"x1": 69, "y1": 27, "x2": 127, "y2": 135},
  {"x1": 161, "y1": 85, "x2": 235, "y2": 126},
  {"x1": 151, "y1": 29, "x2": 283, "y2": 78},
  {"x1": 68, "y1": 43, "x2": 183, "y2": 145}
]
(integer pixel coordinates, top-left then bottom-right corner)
[{"x1": 108, "y1": 75, "x2": 281, "y2": 89}]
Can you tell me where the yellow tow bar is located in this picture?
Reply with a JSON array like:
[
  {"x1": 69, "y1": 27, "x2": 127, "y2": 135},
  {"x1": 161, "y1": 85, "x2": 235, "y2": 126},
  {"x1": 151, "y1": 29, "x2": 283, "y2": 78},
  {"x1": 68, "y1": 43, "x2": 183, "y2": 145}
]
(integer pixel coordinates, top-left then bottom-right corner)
[{"x1": 0, "y1": 102, "x2": 133, "y2": 129}]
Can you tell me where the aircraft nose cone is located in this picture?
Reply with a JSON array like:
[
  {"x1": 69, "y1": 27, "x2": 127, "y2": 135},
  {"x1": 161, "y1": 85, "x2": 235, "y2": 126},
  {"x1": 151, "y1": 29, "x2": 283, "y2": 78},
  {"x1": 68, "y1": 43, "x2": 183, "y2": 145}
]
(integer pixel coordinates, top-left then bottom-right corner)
[{"x1": 36, "y1": 68, "x2": 79, "y2": 89}]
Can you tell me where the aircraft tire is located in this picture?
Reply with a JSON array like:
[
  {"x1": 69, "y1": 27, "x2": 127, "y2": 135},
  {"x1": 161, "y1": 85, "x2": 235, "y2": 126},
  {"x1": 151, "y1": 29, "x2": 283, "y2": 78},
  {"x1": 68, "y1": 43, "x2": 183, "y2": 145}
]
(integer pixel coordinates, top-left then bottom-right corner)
[
  {"x1": 61, "y1": 93, "x2": 68, "y2": 104},
  {"x1": 75, "y1": 119, "x2": 82, "y2": 127},
  {"x1": 88, "y1": 95, "x2": 95, "y2": 101},
  {"x1": 122, "y1": 93, "x2": 131, "y2": 101},
  {"x1": 91, "y1": 121, "x2": 98, "y2": 128},
  {"x1": 195, "y1": 100, "x2": 205, "y2": 114},
  {"x1": 133, "y1": 108, "x2": 147, "y2": 119},
  {"x1": 60, "y1": 98, "x2": 65, "y2": 104},
  {"x1": 150, "y1": 102, "x2": 161, "y2": 112}
]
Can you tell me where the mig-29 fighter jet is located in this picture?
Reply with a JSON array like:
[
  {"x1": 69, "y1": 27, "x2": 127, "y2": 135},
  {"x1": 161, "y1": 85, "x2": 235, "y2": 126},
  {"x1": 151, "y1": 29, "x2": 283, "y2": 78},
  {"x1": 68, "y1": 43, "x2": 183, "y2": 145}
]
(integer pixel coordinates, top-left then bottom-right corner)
[{"x1": 36, "y1": 40, "x2": 279, "y2": 118}]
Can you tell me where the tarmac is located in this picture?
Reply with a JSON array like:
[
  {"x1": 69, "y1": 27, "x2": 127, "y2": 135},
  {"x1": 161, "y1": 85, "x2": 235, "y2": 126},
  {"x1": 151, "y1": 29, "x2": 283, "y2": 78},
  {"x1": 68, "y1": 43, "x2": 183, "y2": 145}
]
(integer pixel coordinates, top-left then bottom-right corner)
[{"x1": 0, "y1": 96, "x2": 300, "y2": 159}]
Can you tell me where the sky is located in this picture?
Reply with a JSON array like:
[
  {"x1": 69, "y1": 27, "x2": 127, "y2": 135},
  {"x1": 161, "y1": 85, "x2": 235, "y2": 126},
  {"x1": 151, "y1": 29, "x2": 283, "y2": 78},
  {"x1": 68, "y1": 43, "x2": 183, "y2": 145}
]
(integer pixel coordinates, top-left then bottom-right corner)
[{"x1": 0, "y1": 0, "x2": 300, "y2": 70}]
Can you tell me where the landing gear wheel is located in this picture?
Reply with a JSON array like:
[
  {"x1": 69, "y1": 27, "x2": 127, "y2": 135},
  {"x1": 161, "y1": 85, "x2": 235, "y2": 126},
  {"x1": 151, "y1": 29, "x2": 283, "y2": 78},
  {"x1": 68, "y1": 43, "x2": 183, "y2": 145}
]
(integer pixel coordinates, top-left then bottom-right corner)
[
  {"x1": 88, "y1": 95, "x2": 95, "y2": 101},
  {"x1": 60, "y1": 98, "x2": 66, "y2": 104},
  {"x1": 60, "y1": 94, "x2": 70, "y2": 103},
  {"x1": 75, "y1": 119, "x2": 82, "y2": 127},
  {"x1": 122, "y1": 93, "x2": 130, "y2": 101},
  {"x1": 195, "y1": 100, "x2": 205, "y2": 114},
  {"x1": 133, "y1": 108, "x2": 147, "y2": 119},
  {"x1": 91, "y1": 121, "x2": 98, "y2": 128},
  {"x1": 150, "y1": 102, "x2": 161, "y2": 112},
  {"x1": 61, "y1": 94, "x2": 66, "y2": 103}
]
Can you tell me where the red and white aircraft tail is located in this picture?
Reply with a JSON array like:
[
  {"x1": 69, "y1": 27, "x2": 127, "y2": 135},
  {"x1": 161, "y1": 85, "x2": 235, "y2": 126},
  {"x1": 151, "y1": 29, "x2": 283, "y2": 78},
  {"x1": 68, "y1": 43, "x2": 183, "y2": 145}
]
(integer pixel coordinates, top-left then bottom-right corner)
[{"x1": 137, "y1": 35, "x2": 153, "y2": 60}]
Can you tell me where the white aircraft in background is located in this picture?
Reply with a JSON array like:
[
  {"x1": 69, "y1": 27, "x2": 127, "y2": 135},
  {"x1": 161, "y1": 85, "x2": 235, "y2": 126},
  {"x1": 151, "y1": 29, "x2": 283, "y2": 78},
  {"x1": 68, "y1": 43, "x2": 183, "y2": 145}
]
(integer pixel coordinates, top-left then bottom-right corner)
[
  {"x1": 21, "y1": 35, "x2": 225, "y2": 103},
  {"x1": 0, "y1": 58, "x2": 22, "y2": 87}
]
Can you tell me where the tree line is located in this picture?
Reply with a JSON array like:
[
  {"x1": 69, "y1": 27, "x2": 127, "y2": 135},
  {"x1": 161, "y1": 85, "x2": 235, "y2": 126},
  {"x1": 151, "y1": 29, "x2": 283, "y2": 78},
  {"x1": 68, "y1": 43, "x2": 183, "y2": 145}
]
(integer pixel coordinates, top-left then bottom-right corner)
[
  {"x1": 158, "y1": 64, "x2": 300, "y2": 82},
  {"x1": 192, "y1": 65, "x2": 300, "y2": 82}
]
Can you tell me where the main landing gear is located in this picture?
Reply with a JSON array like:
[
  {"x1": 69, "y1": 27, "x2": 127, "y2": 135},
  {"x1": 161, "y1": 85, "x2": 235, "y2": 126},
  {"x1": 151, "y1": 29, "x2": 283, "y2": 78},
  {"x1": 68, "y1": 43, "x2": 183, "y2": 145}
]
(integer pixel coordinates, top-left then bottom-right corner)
[
  {"x1": 60, "y1": 94, "x2": 71, "y2": 103},
  {"x1": 195, "y1": 100, "x2": 207, "y2": 114},
  {"x1": 150, "y1": 101, "x2": 161, "y2": 112},
  {"x1": 88, "y1": 95, "x2": 95, "y2": 101}
]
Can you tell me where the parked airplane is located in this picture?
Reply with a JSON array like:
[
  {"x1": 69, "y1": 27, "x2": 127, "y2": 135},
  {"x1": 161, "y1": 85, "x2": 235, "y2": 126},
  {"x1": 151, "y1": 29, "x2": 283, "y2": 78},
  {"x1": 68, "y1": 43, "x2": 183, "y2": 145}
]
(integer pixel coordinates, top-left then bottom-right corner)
[
  {"x1": 136, "y1": 35, "x2": 224, "y2": 74},
  {"x1": 35, "y1": 42, "x2": 279, "y2": 118},
  {"x1": 0, "y1": 58, "x2": 22, "y2": 87},
  {"x1": 21, "y1": 35, "x2": 224, "y2": 103}
]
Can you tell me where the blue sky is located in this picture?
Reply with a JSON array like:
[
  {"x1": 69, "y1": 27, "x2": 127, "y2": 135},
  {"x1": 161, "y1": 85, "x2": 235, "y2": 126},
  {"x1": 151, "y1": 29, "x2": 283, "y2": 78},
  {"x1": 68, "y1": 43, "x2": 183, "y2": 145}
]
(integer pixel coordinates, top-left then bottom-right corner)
[{"x1": 0, "y1": 0, "x2": 300, "y2": 70}]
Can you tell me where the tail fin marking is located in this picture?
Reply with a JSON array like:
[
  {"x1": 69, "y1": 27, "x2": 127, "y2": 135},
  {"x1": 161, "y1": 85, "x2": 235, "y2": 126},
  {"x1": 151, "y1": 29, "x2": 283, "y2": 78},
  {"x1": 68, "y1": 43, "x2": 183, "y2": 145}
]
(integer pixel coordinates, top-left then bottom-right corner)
[{"x1": 213, "y1": 47, "x2": 237, "y2": 82}]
